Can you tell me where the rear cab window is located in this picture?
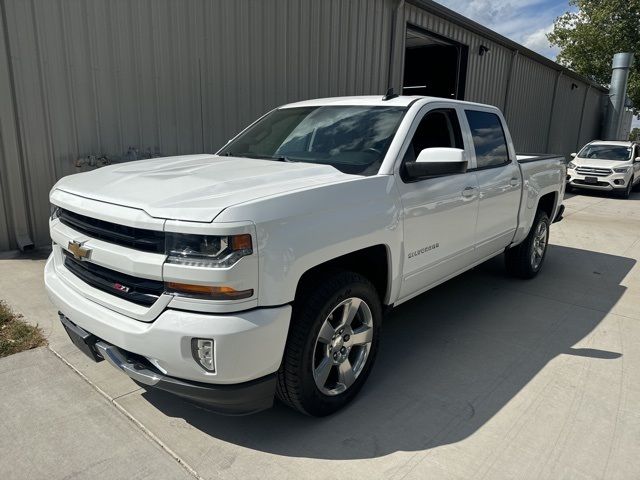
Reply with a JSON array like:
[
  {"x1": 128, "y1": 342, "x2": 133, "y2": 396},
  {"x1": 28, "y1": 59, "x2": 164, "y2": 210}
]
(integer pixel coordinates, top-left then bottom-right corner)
[{"x1": 465, "y1": 110, "x2": 510, "y2": 169}]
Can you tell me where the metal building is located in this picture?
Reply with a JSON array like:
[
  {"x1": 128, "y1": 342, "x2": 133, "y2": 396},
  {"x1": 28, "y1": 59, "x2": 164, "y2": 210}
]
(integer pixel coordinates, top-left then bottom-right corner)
[{"x1": 0, "y1": 0, "x2": 614, "y2": 252}]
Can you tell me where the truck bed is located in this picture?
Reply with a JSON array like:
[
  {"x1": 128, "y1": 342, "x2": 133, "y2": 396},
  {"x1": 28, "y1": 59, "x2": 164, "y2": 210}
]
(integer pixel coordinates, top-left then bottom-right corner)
[{"x1": 511, "y1": 153, "x2": 566, "y2": 245}]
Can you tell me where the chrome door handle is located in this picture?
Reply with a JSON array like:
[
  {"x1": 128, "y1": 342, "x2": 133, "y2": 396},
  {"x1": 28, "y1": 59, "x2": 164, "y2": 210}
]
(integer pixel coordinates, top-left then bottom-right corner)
[
  {"x1": 510, "y1": 178, "x2": 519, "y2": 187},
  {"x1": 462, "y1": 187, "x2": 476, "y2": 198}
]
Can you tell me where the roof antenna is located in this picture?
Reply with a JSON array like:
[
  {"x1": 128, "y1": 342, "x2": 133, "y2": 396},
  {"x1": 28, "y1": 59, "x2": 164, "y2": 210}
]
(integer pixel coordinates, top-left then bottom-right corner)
[{"x1": 382, "y1": 87, "x2": 399, "y2": 101}]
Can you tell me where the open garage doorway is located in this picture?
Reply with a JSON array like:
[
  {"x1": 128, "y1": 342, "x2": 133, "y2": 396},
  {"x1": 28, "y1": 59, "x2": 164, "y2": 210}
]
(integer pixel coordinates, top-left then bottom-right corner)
[{"x1": 403, "y1": 26, "x2": 468, "y2": 99}]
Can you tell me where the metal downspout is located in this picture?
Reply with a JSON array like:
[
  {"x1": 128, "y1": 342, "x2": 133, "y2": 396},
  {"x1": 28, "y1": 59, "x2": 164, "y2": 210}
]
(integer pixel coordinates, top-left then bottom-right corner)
[{"x1": 604, "y1": 53, "x2": 634, "y2": 140}]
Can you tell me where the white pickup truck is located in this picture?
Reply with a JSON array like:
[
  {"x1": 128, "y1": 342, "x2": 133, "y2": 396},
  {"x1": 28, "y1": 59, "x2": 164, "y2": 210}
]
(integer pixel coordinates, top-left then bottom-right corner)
[{"x1": 46, "y1": 95, "x2": 565, "y2": 416}]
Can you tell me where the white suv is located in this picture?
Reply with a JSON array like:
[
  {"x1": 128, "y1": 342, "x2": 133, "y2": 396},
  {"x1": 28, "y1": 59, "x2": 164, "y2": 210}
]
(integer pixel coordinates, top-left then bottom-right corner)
[{"x1": 567, "y1": 141, "x2": 640, "y2": 198}]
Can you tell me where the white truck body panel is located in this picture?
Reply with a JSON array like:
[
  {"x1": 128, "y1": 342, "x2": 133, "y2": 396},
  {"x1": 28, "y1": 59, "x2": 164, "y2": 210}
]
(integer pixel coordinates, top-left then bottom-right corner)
[{"x1": 45, "y1": 95, "x2": 565, "y2": 412}]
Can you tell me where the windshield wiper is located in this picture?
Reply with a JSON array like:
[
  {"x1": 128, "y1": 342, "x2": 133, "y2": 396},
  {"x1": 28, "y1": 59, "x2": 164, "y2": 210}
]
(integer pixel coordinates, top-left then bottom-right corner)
[{"x1": 221, "y1": 151, "x2": 296, "y2": 162}]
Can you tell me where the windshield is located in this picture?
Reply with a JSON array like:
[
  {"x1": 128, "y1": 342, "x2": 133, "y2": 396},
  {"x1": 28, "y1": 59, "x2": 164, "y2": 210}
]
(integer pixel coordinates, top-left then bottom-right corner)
[
  {"x1": 578, "y1": 144, "x2": 632, "y2": 161},
  {"x1": 219, "y1": 106, "x2": 406, "y2": 175}
]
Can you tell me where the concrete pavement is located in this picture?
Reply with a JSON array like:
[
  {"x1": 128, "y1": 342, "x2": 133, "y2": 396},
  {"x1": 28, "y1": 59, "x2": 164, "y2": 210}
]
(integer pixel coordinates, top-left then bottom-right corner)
[
  {"x1": 0, "y1": 347, "x2": 194, "y2": 480},
  {"x1": 1, "y1": 189, "x2": 640, "y2": 479}
]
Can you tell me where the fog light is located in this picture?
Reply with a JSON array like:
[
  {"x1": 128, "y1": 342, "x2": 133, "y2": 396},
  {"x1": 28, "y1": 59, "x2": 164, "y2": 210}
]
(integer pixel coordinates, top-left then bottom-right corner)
[
  {"x1": 191, "y1": 338, "x2": 215, "y2": 372},
  {"x1": 614, "y1": 179, "x2": 625, "y2": 185}
]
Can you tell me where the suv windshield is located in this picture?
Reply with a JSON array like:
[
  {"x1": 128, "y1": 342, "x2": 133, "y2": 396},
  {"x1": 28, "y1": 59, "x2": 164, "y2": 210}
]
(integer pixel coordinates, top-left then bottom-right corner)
[
  {"x1": 578, "y1": 144, "x2": 632, "y2": 161},
  {"x1": 219, "y1": 106, "x2": 406, "y2": 175}
]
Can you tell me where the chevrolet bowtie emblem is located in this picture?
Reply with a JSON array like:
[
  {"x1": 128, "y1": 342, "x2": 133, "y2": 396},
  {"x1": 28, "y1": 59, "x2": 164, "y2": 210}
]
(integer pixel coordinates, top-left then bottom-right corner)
[{"x1": 68, "y1": 240, "x2": 91, "y2": 261}]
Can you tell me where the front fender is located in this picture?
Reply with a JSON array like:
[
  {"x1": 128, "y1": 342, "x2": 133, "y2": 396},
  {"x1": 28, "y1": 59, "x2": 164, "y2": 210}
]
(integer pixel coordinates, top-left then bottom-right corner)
[{"x1": 215, "y1": 176, "x2": 404, "y2": 306}]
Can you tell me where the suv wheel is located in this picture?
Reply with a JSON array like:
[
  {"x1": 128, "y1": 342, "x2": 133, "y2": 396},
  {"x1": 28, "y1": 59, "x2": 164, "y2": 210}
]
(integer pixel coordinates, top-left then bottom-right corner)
[
  {"x1": 620, "y1": 177, "x2": 634, "y2": 199},
  {"x1": 505, "y1": 210, "x2": 550, "y2": 279},
  {"x1": 276, "y1": 271, "x2": 381, "y2": 416}
]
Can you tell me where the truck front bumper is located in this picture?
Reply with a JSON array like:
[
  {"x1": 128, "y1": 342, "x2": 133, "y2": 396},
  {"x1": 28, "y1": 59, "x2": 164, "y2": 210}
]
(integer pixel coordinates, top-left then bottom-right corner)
[
  {"x1": 45, "y1": 256, "x2": 291, "y2": 414},
  {"x1": 60, "y1": 314, "x2": 276, "y2": 414}
]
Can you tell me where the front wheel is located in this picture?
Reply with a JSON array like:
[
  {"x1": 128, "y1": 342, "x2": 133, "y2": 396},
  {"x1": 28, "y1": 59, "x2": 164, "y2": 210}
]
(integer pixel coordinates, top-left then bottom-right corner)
[
  {"x1": 505, "y1": 210, "x2": 550, "y2": 279},
  {"x1": 619, "y1": 177, "x2": 634, "y2": 199},
  {"x1": 276, "y1": 271, "x2": 381, "y2": 416}
]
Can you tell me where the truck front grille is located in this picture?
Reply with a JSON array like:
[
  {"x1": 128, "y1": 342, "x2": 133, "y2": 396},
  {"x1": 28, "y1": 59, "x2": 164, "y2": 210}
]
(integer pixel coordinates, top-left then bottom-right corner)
[
  {"x1": 59, "y1": 209, "x2": 165, "y2": 253},
  {"x1": 575, "y1": 166, "x2": 612, "y2": 177},
  {"x1": 63, "y1": 252, "x2": 164, "y2": 306}
]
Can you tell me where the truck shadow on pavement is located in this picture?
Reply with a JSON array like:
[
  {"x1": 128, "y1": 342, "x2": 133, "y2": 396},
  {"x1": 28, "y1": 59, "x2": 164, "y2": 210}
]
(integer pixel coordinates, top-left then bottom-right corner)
[{"x1": 142, "y1": 244, "x2": 634, "y2": 460}]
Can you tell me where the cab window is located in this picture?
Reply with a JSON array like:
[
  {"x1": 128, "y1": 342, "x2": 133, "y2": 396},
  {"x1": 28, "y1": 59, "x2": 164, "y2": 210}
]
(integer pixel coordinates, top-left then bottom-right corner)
[
  {"x1": 403, "y1": 109, "x2": 463, "y2": 164},
  {"x1": 465, "y1": 110, "x2": 510, "y2": 168}
]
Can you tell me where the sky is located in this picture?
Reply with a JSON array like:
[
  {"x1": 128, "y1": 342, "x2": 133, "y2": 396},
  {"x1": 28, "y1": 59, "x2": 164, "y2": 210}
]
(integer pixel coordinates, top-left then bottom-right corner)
[{"x1": 434, "y1": 0, "x2": 573, "y2": 60}]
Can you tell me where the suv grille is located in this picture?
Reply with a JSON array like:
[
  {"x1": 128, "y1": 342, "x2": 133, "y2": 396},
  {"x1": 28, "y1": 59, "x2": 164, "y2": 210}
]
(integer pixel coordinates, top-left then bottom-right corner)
[
  {"x1": 59, "y1": 209, "x2": 165, "y2": 253},
  {"x1": 63, "y1": 252, "x2": 164, "y2": 306},
  {"x1": 575, "y1": 166, "x2": 612, "y2": 177}
]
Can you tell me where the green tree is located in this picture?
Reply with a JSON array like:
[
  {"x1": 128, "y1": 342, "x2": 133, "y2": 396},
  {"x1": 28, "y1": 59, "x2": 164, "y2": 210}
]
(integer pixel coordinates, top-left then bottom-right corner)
[
  {"x1": 547, "y1": 0, "x2": 640, "y2": 113},
  {"x1": 630, "y1": 127, "x2": 640, "y2": 141}
]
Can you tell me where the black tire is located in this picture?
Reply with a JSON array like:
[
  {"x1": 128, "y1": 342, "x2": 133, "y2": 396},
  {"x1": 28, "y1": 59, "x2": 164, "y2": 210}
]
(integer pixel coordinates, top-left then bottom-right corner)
[
  {"x1": 276, "y1": 271, "x2": 382, "y2": 416},
  {"x1": 620, "y1": 177, "x2": 634, "y2": 198},
  {"x1": 505, "y1": 210, "x2": 550, "y2": 279}
]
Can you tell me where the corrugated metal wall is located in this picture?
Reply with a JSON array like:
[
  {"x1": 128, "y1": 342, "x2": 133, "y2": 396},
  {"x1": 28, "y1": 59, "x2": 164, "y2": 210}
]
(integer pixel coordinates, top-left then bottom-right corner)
[
  {"x1": 401, "y1": 2, "x2": 607, "y2": 155},
  {"x1": 404, "y1": 3, "x2": 514, "y2": 109},
  {"x1": 548, "y1": 75, "x2": 589, "y2": 154},
  {"x1": 579, "y1": 87, "x2": 605, "y2": 147},
  {"x1": 502, "y1": 54, "x2": 558, "y2": 152},
  {"x1": 620, "y1": 109, "x2": 634, "y2": 140},
  {"x1": 0, "y1": 175, "x2": 10, "y2": 250},
  {"x1": 0, "y1": 0, "x2": 607, "y2": 251},
  {"x1": 0, "y1": 0, "x2": 394, "y2": 249}
]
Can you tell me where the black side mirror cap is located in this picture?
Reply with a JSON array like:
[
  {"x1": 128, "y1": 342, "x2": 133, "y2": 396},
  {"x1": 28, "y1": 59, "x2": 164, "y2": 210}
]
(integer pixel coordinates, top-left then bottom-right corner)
[{"x1": 404, "y1": 160, "x2": 468, "y2": 181}]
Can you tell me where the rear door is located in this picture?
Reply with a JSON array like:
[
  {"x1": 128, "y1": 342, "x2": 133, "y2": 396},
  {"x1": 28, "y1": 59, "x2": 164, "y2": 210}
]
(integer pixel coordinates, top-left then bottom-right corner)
[
  {"x1": 395, "y1": 104, "x2": 479, "y2": 300},
  {"x1": 462, "y1": 109, "x2": 521, "y2": 259}
]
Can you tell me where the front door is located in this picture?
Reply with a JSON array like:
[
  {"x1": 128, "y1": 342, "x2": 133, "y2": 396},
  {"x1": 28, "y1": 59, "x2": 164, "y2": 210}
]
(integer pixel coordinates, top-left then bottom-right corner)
[{"x1": 396, "y1": 106, "x2": 479, "y2": 301}]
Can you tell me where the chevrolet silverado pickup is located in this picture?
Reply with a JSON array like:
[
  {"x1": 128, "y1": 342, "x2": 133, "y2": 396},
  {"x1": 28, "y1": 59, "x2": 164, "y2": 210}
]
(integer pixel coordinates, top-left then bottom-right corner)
[
  {"x1": 45, "y1": 95, "x2": 566, "y2": 416},
  {"x1": 566, "y1": 140, "x2": 640, "y2": 198}
]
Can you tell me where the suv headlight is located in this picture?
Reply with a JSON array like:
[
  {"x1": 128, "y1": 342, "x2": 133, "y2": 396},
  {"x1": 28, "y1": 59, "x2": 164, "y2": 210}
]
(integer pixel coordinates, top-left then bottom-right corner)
[
  {"x1": 567, "y1": 161, "x2": 577, "y2": 170},
  {"x1": 613, "y1": 166, "x2": 631, "y2": 173},
  {"x1": 165, "y1": 233, "x2": 253, "y2": 268}
]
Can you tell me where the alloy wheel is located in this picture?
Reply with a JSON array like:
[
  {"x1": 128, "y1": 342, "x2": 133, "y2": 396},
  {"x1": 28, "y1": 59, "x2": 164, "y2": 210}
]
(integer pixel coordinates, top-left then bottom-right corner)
[
  {"x1": 312, "y1": 297, "x2": 374, "y2": 396},
  {"x1": 530, "y1": 221, "x2": 548, "y2": 270}
]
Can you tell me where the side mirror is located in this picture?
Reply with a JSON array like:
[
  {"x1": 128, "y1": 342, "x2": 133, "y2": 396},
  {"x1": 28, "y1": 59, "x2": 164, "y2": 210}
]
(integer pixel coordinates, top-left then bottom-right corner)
[
  {"x1": 404, "y1": 148, "x2": 467, "y2": 181},
  {"x1": 570, "y1": 152, "x2": 577, "y2": 158}
]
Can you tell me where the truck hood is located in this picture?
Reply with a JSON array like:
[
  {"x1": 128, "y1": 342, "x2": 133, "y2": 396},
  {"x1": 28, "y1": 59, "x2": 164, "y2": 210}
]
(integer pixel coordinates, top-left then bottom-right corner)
[{"x1": 54, "y1": 154, "x2": 351, "y2": 222}]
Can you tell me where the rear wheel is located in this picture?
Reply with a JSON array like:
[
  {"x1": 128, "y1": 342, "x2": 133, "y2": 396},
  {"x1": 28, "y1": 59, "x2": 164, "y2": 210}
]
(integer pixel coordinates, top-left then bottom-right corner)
[
  {"x1": 505, "y1": 210, "x2": 550, "y2": 279},
  {"x1": 276, "y1": 271, "x2": 381, "y2": 416}
]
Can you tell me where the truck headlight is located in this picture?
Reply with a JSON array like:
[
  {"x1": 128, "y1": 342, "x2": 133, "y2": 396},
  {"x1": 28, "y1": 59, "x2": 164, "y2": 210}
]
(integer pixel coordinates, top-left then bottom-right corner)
[
  {"x1": 613, "y1": 166, "x2": 630, "y2": 173},
  {"x1": 165, "y1": 233, "x2": 253, "y2": 268},
  {"x1": 50, "y1": 204, "x2": 61, "y2": 220},
  {"x1": 567, "y1": 161, "x2": 577, "y2": 170}
]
